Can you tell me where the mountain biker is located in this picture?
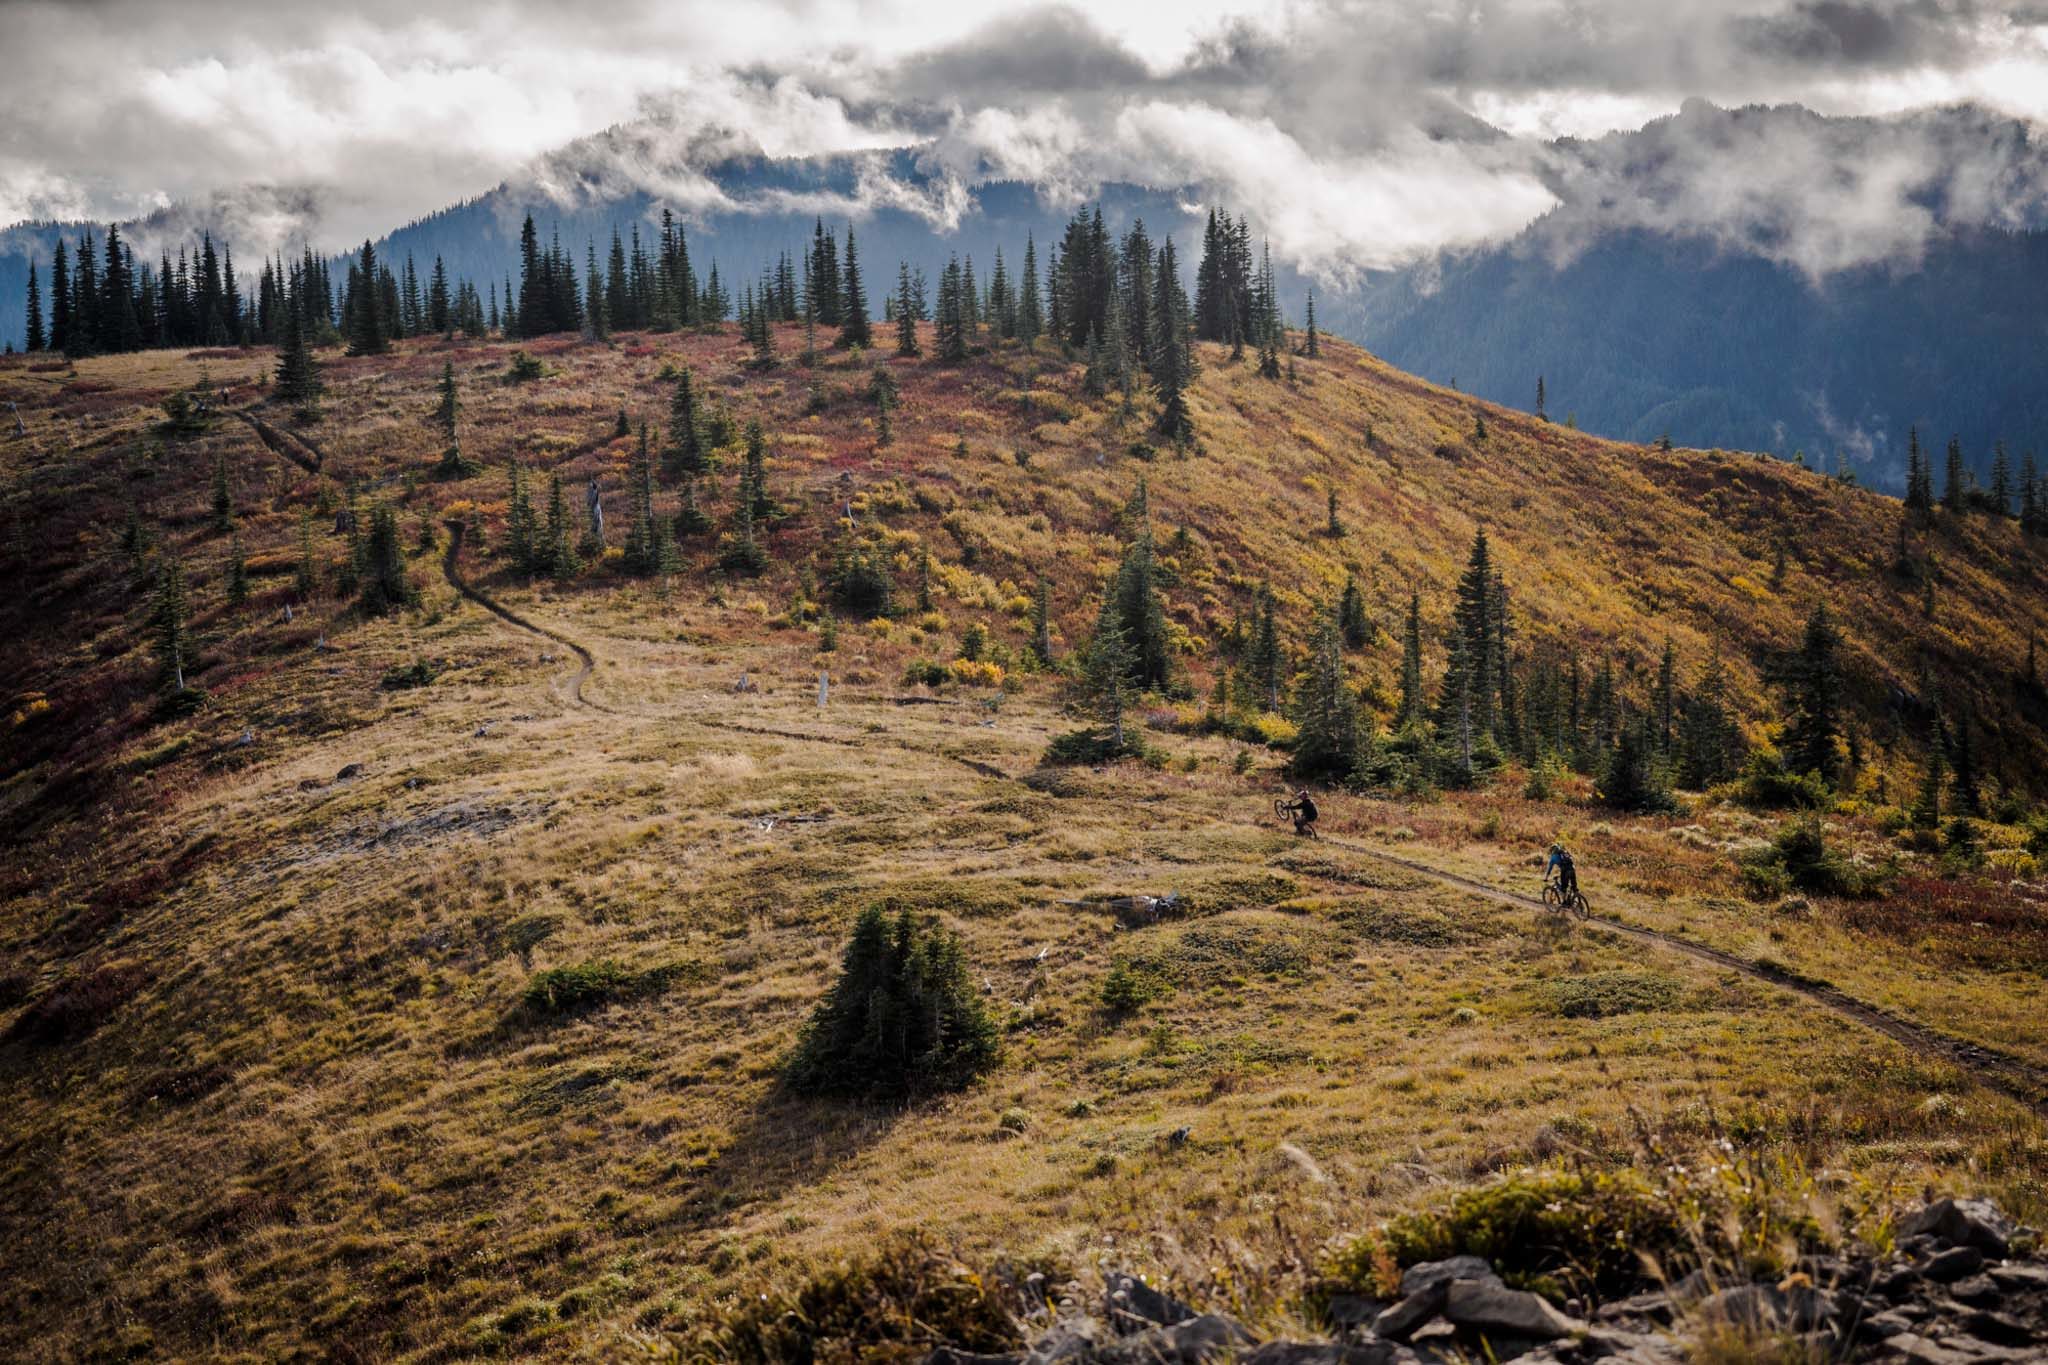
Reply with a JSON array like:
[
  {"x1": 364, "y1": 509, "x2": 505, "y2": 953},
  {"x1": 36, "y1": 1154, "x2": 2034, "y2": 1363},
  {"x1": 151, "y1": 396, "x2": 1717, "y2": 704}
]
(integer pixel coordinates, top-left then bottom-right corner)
[
  {"x1": 1543, "y1": 841, "x2": 1578, "y2": 900},
  {"x1": 1279, "y1": 788, "x2": 1319, "y2": 837}
]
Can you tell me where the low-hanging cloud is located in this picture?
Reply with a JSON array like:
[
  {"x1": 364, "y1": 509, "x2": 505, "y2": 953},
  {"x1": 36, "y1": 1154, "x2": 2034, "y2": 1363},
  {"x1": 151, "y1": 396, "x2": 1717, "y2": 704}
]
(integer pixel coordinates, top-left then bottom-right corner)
[{"x1": 1, "y1": 0, "x2": 2045, "y2": 282}]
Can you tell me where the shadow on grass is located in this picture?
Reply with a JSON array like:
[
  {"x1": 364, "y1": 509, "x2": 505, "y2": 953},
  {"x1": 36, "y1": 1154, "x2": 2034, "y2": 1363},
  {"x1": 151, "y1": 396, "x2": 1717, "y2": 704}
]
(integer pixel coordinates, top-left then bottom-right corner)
[{"x1": 660, "y1": 1088, "x2": 905, "y2": 1234}]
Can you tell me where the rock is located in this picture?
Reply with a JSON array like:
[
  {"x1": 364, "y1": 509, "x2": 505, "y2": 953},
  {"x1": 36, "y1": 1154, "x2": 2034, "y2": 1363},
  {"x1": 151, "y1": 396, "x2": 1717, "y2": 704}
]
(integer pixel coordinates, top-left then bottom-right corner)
[
  {"x1": 1240, "y1": 1343, "x2": 1424, "y2": 1365},
  {"x1": 1923, "y1": 1247, "x2": 1988, "y2": 1283},
  {"x1": 1879, "y1": 1332, "x2": 2028, "y2": 1364},
  {"x1": 334, "y1": 763, "x2": 364, "y2": 781},
  {"x1": 1874, "y1": 1265, "x2": 1924, "y2": 1300},
  {"x1": 1443, "y1": 1278, "x2": 1583, "y2": 1341},
  {"x1": 1948, "y1": 1275, "x2": 2004, "y2": 1307},
  {"x1": 1594, "y1": 1289, "x2": 1677, "y2": 1325},
  {"x1": 1900, "y1": 1200, "x2": 2016, "y2": 1259},
  {"x1": 1693, "y1": 1282, "x2": 1836, "y2": 1333},
  {"x1": 1091, "y1": 1314, "x2": 1254, "y2": 1365},
  {"x1": 1401, "y1": 1256, "x2": 1498, "y2": 1299},
  {"x1": 1023, "y1": 1321, "x2": 1096, "y2": 1364},
  {"x1": 1104, "y1": 1273, "x2": 1198, "y2": 1334},
  {"x1": 1965, "y1": 1310, "x2": 2041, "y2": 1348},
  {"x1": 926, "y1": 1350, "x2": 1021, "y2": 1365},
  {"x1": 1855, "y1": 1309, "x2": 1917, "y2": 1342},
  {"x1": 1321, "y1": 1293, "x2": 1386, "y2": 1335},
  {"x1": 1989, "y1": 1263, "x2": 2048, "y2": 1292}
]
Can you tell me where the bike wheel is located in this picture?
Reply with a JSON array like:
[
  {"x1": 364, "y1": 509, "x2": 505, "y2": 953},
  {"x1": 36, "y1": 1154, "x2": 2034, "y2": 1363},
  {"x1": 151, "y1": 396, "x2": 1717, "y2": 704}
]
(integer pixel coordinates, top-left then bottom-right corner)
[
  {"x1": 1273, "y1": 798, "x2": 1291, "y2": 823},
  {"x1": 1570, "y1": 891, "x2": 1590, "y2": 921},
  {"x1": 1541, "y1": 883, "x2": 1560, "y2": 909}
]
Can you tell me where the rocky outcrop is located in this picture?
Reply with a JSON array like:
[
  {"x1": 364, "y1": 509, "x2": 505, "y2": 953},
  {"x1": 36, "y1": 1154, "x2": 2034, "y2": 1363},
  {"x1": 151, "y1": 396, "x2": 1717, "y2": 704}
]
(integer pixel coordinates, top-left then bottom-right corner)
[{"x1": 922, "y1": 1199, "x2": 2045, "y2": 1365}]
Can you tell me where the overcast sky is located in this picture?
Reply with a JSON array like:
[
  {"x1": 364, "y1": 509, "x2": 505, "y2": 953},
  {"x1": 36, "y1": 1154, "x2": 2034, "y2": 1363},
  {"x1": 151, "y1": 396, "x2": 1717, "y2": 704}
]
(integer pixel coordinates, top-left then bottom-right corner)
[{"x1": 5, "y1": 0, "x2": 2047, "y2": 278}]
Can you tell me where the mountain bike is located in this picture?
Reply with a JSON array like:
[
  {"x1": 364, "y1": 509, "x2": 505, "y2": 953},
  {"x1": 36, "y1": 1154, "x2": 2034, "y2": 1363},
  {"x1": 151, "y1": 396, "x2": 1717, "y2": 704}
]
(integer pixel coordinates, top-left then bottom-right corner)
[
  {"x1": 1542, "y1": 873, "x2": 1589, "y2": 921},
  {"x1": 1273, "y1": 798, "x2": 1318, "y2": 839}
]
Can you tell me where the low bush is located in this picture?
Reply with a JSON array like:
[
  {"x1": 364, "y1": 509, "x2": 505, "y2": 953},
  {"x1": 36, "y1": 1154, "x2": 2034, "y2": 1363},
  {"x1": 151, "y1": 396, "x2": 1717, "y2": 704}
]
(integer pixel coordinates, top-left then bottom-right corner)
[
  {"x1": 1731, "y1": 749, "x2": 1832, "y2": 811},
  {"x1": 7, "y1": 962, "x2": 150, "y2": 1044},
  {"x1": 519, "y1": 959, "x2": 689, "y2": 1020},
  {"x1": 505, "y1": 351, "x2": 548, "y2": 383},
  {"x1": 1739, "y1": 816, "x2": 1888, "y2": 899},
  {"x1": 380, "y1": 659, "x2": 439, "y2": 690},
  {"x1": 1544, "y1": 971, "x2": 1682, "y2": 1018},
  {"x1": 1099, "y1": 957, "x2": 1169, "y2": 1014},
  {"x1": 1042, "y1": 728, "x2": 1151, "y2": 766}
]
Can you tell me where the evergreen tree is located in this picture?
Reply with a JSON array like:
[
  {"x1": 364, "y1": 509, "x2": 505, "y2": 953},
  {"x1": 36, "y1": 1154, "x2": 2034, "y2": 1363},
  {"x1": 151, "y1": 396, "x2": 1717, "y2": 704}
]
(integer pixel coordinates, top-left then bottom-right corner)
[
  {"x1": 785, "y1": 905, "x2": 999, "y2": 1101},
  {"x1": 1655, "y1": 640, "x2": 1677, "y2": 754},
  {"x1": 543, "y1": 474, "x2": 577, "y2": 578},
  {"x1": 935, "y1": 257, "x2": 968, "y2": 362},
  {"x1": 153, "y1": 553, "x2": 192, "y2": 693},
  {"x1": 666, "y1": 367, "x2": 705, "y2": 477},
  {"x1": 1990, "y1": 441, "x2": 2013, "y2": 515},
  {"x1": 1943, "y1": 435, "x2": 1966, "y2": 514},
  {"x1": 1911, "y1": 734, "x2": 1945, "y2": 830},
  {"x1": 22, "y1": 260, "x2": 43, "y2": 352},
  {"x1": 1032, "y1": 574, "x2": 1054, "y2": 665},
  {"x1": 226, "y1": 533, "x2": 249, "y2": 607},
  {"x1": 1303, "y1": 289, "x2": 1320, "y2": 358},
  {"x1": 48, "y1": 238, "x2": 70, "y2": 356},
  {"x1": 273, "y1": 293, "x2": 322, "y2": 414},
  {"x1": 838, "y1": 224, "x2": 870, "y2": 348},
  {"x1": 505, "y1": 463, "x2": 537, "y2": 576},
  {"x1": 1017, "y1": 234, "x2": 1044, "y2": 347},
  {"x1": 1107, "y1": 532, "x2": 1172, "y2": 692},
  {"x1": 1289, "y1": 602, "x2": 1360, "y2": 783},
  {"x1": 1947, "y1": 715, "x2": 1982, "y2": 817},
  {"x1": 1536, "y1": 375, "x2": 1547, "y2": 420},
  {"x1": 1904, "y1": 426, "x2": 1933, "y2": 514},
  {"x1": 1084, "y1": 606, "x2": 1138, "y2": 752},
  {"x1": 895, "y1": 261, "x2": 920, "y2": 356},
  {"x1": 1396, "y1": 592, "x2": 1426, "y2": 729},
  {"x1": 1598, "y1": 713, "x2": 1675, "y2": 812},
  {"x1": 359, "y1": 505, "x2": 416, "y2": 614},
  {"x1": 346, "y1": 240, "x2": 387, "y2": 355},
  {"x1": 1338, "y1": 574, "x2": 1369, "y2": 648},
  {"x1": 622, "y1": 422, "x2": 678, "y2": 576},
  {"x1": 1678, "y1": 647, "x2": 1743, "y2": 787},
  {"x1": 433, "y1": 360, "x2": 459, "y2": 440},
  {"x1": 1777, "y1": 603, "x2": 1844, "y2": 784},
  {"x1": 210, "y1": 449, "x2": 234, "y2": 534}
]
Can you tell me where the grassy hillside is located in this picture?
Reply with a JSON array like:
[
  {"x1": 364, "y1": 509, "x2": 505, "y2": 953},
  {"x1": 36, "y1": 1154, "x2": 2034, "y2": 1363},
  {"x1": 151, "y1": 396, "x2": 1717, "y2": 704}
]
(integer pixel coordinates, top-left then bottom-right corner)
[{"x1": 1, "y1": 327, "x2": 2044, "y2": 1360}]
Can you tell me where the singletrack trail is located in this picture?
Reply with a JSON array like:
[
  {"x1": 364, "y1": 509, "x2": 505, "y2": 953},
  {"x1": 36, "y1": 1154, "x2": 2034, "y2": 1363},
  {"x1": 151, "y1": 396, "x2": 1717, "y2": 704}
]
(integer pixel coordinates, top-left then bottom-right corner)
[
  {"x1": 1317, "y1": 832, "x2": 2048, "y2": 1118},
  {"x1": 441, "y1": 522, "x2": 609, "y2": 714},
  {"x1": 250, "y1": 421, "x2": 2048, "y2": 1118}
]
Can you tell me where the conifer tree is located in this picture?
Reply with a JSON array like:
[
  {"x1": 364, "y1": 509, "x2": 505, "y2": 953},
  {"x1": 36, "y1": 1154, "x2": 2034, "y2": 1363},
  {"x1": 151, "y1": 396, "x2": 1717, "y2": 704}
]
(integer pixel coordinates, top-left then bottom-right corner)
[
  {"x1": 1303, "y1": 289, "x2": 1319, "y2": 358},
  {"x1": 1032, "y1": 574, "x2": 1054, "y2": 665},
  {"x1": 23, "y1": 261, "x2": 44, "y2": 352},
  {"x1": 784, "y1": 905, "x2": 999, "y2": 1100},
  {"x1": 1677, "y1": 646, "x2": 1743, "y2": 787},
  {"x1": 1943, "y1": 435, "x2": 1966, "y2": 514},
  {"x1": 1990, "y1": 441, "x2": 2013, "y2": 515},
  {"x1": 1778, "y1": 603, "x2": 1843, "y2": 784},
  {"x1": 226, "y1": 532, "x2": 249, "y2": 606},
  {"x1": 198, "y1": 449, "x2": 231, "y2": 538},
  {"x1": 506, "y1": 463, "x2": 537, "y2": 576},
  {"x1": 346, "y1": 241, "x2": 387, "y2": 355},
  {"x1": 1017, "y1": 234, "x2": 1044, "y2": 347},
  {"x1": 1655, "y1": 640, "x2": 1677, "y2": 754},
  {"x1": 1289, "y1": 602, "x2": 1359, "y2": 782},
  {"x1": 273, "y1": 293, "x2": 322, "y2": 415},
  {"x1": 543, "y1": 474, "x2": 576, "y2": 578},
  {"x1": 359, "y1": 504, "x2": 416, "y2": 614},
  {"x1": 895, "y1": 261, "x2": 919, "y2": 357},
  {"x1": 1905, "y1": 426, "x2": 1933, "y2": 515},
  {"x1": 433, "y1": 360, "x2": 459, "y2": 440},
  {"x1": 154, "y1": 552, "x2": 191, "y2": 693},
  {"x1": 1911, "y1": 733, "x2": 1944, "y2": 830},
  {"x1": 666, "y1": 367, "x2": 705, "y2": 477},
  {"x1": 1338, "y1": 573, "x2": 1369, "y2": 648},
  {"x1": 1085, "y1": 606, "x2": 1138, "y2": 753},
  {"x1": 49, "y1": 239, "x2": 71, "y2": 356},
  {"x1": 1396, "y1": 592, "x2": 1426, "y2": 729},
  {"x1": 838, "y1": 225, "x2": 870, "y2": 348},
  {"x1": 1948, "y1": 716, "x2": 1982, "y2": 818}
]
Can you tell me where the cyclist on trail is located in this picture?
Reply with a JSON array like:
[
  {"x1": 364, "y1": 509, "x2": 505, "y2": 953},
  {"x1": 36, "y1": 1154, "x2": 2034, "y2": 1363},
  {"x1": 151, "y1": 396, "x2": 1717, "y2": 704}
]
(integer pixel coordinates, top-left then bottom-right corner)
[
  {"x1": 1280, "y1": 788, "x2": 1319, "y2": 837},
  {"x1": 1543, "y1": 841, "x2": 1578, "y2": 900}
]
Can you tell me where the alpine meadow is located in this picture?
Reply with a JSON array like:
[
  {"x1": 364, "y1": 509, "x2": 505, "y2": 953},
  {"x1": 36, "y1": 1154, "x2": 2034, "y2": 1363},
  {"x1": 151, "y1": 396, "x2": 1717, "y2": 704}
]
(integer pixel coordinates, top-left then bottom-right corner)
[{"x1": 5, "y1": 4, "x2": 2048, "y2": 1363}]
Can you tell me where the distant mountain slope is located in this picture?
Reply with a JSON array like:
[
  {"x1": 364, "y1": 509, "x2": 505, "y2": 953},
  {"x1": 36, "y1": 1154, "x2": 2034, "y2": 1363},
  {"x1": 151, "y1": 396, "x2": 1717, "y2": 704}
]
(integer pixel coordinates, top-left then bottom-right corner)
[{"x1": 1334, "y1": 226, "x2": 2048, "y2": 493}]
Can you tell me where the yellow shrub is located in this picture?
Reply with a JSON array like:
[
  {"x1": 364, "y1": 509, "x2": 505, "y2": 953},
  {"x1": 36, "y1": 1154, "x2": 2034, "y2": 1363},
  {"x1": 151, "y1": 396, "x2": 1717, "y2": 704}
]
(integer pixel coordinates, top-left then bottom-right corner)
[
  {"x1": 948, "y1": 658, "x2": 1005, "y2": 687},
  {"x1": 1250, "y1": 713, "x2": 1298, "y2": 746},
  {"x1": 1004, "y1": 595, "x2": 1033, "y2": 617},
  {"x1": 916, "y1": 611, "x2": 949, "y2": 633},
  {"x1": 1987, "y1": 849, "x2": 2037, "y2": 877},
  {"x1": 868, "y1": 618, "x2": 895, "y2": 639},
  {"x1": 11, "y1": 696, "x2": 52, "y2": 728}
]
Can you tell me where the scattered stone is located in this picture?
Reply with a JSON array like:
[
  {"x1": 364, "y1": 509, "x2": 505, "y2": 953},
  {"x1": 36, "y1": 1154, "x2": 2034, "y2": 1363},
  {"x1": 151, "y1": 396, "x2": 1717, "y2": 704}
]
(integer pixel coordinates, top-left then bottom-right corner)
[
  {"x1": 1856, "y1": 1309, "x2": 1918, "y2": 1342},
  {"x1": 1103, "y1": 1274, "x2": 1197, "y2": 1334},
  {"x1": 927, "y1": 1350, "x2": 1020, "y2": 1365},
  {"x1": 1948, "y1": 1276, "x2": 2003, "y2": 1307},
  {"x1": 1964, "y1": 1309, "x2": 2040, "y2": 1348},
  {"x1": 1321, "y1": 1293, "x2": 1385, "y2": 1334},
  {"x1": 1443, "y1": 1278, "x2": 1583, "y2": 1340},
  {"x1": 1023, "y1": 1321, "x2": 1096, "y2": 1364},
  {"x1": 334, "y1": 763, "x2": 364, "y2": 781},
  {"x1": 1371, "y1": 1257, "x2": 1499, "y2": 1341},
  {"x1": 1880, "y1": 1332, "x2": 2027, "y2": 1364},
  {"x1": 1242, "y1": 1343, "x2": 1422, "y2": 1365},
  {"x1": 1923, "y1": 1247, "x2": 1987, "y2": 1283},
  {"x1": 1091, "y1": 1314, "x2": 1253, "y2": 1365},
  {"x1": 1990, "y1": 1264, "x2": 2048, "y2": 1292},
  {"x1": 1901, "y1": 1200, "x2": 2015, "y2": 1259},
  {"x1": 1693, "y1": 1282, "x2": 1835, "y2": 1333}
]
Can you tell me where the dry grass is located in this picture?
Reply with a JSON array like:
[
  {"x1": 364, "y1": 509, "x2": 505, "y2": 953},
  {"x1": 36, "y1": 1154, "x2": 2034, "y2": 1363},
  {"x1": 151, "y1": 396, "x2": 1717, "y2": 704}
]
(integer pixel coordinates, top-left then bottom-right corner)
[{"x1": 0, "y1": 328, "x2": 2043, "y2": 1359}]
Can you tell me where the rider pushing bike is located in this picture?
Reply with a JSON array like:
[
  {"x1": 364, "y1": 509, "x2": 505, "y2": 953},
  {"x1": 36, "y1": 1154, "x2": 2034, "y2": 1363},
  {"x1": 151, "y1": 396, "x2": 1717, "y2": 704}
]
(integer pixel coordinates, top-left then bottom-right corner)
[{"x1": 1278, "y1": 788, "x2": 1319, "y2": 838}]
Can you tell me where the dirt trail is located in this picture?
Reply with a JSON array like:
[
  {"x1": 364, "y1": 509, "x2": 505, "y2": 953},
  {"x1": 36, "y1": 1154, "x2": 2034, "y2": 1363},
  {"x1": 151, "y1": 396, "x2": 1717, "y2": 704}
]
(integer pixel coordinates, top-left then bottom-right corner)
[
  {"x1": 1319, "y1": 833, "x2": 2048, "y2": 1118},
  {"x1": 261, "y1": 423, "x2": 2045, "y2": 1118},
  {"x1": 441, "y1": 523, "x2": 609, "y2": 714}
]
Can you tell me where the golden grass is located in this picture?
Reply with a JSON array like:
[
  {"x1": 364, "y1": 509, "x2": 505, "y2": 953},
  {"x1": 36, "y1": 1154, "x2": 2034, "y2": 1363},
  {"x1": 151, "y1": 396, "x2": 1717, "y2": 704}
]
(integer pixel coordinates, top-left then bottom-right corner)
[{"x1": 0, "y1": 328, "x2": 2043, "y2": 1359}]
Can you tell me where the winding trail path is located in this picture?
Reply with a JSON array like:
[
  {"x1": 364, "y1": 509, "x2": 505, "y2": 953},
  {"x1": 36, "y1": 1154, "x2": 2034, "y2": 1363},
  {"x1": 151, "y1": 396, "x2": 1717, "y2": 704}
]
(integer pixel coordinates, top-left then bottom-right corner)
[
  {"x1": 1319, "y1": 833, "x2": 2048, "y2": 1118},
  {"x1": 250, "y1": 422, "x2": 2048, "y2": 1121}
]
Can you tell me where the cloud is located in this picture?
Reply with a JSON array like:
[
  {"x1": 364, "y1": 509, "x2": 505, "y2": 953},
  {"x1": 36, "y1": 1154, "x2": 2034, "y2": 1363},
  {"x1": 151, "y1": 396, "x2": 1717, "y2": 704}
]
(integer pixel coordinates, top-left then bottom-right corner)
[
  {"x1": 0, "y1": 0, "x2": 2044, "y2": 281},
  {"x1": 1526, "y1": 99, "x2": 2048, "y2": 280}
]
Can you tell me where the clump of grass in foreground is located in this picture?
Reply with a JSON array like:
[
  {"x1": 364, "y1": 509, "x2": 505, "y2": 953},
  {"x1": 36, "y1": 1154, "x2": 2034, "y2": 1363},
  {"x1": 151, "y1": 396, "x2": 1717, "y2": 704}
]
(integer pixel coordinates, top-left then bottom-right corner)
[
  {"x1": 691, "y1": 1236, "x2": 1057, "y2": 1362},
  {"x1": 785, "y1": 906, "x2": 999, "y2": 1101},
  {"x1": 519, "y1": 959, "x2": 693, "y2": 1019}
]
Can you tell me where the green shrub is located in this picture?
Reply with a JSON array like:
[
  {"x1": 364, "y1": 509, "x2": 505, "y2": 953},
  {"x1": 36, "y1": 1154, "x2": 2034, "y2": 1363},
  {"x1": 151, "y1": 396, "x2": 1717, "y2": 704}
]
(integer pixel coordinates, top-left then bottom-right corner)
[
  {"x1": 1731, "y1": 749, "x2": 1831, "y2": 811},
  {"x1": 785, "y1": 907, "x2": 999, "y2": 1101},
  {"x1": 380, "y1": 659, "x2": 439, "y2": 690},
  {"x1": 1740, "y1": 816, "x2": 1887, "y2": 899},
  {"x1": 697, "y1": 1237, "x2": 1051, "y2": 1362},
  {"x1": 1325, "y1": 1168, "x2": 1693, "y2": 1302},
  {"x1": 506, "y1": 351, "x2": 548, "y2": 383},
  {"x1": 519, "y1": 959, "x2": 688, "y2": 1019},
  {"x1": 1042, "y1": 728, "x2": 1149, "y2": 766},
  {"x1": 1544, "y1": 971, "x2": 1682, "y2": 1018},
  {"x1": 1100, "y1": 958, "x2": 1167, "y2": 1013}
]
